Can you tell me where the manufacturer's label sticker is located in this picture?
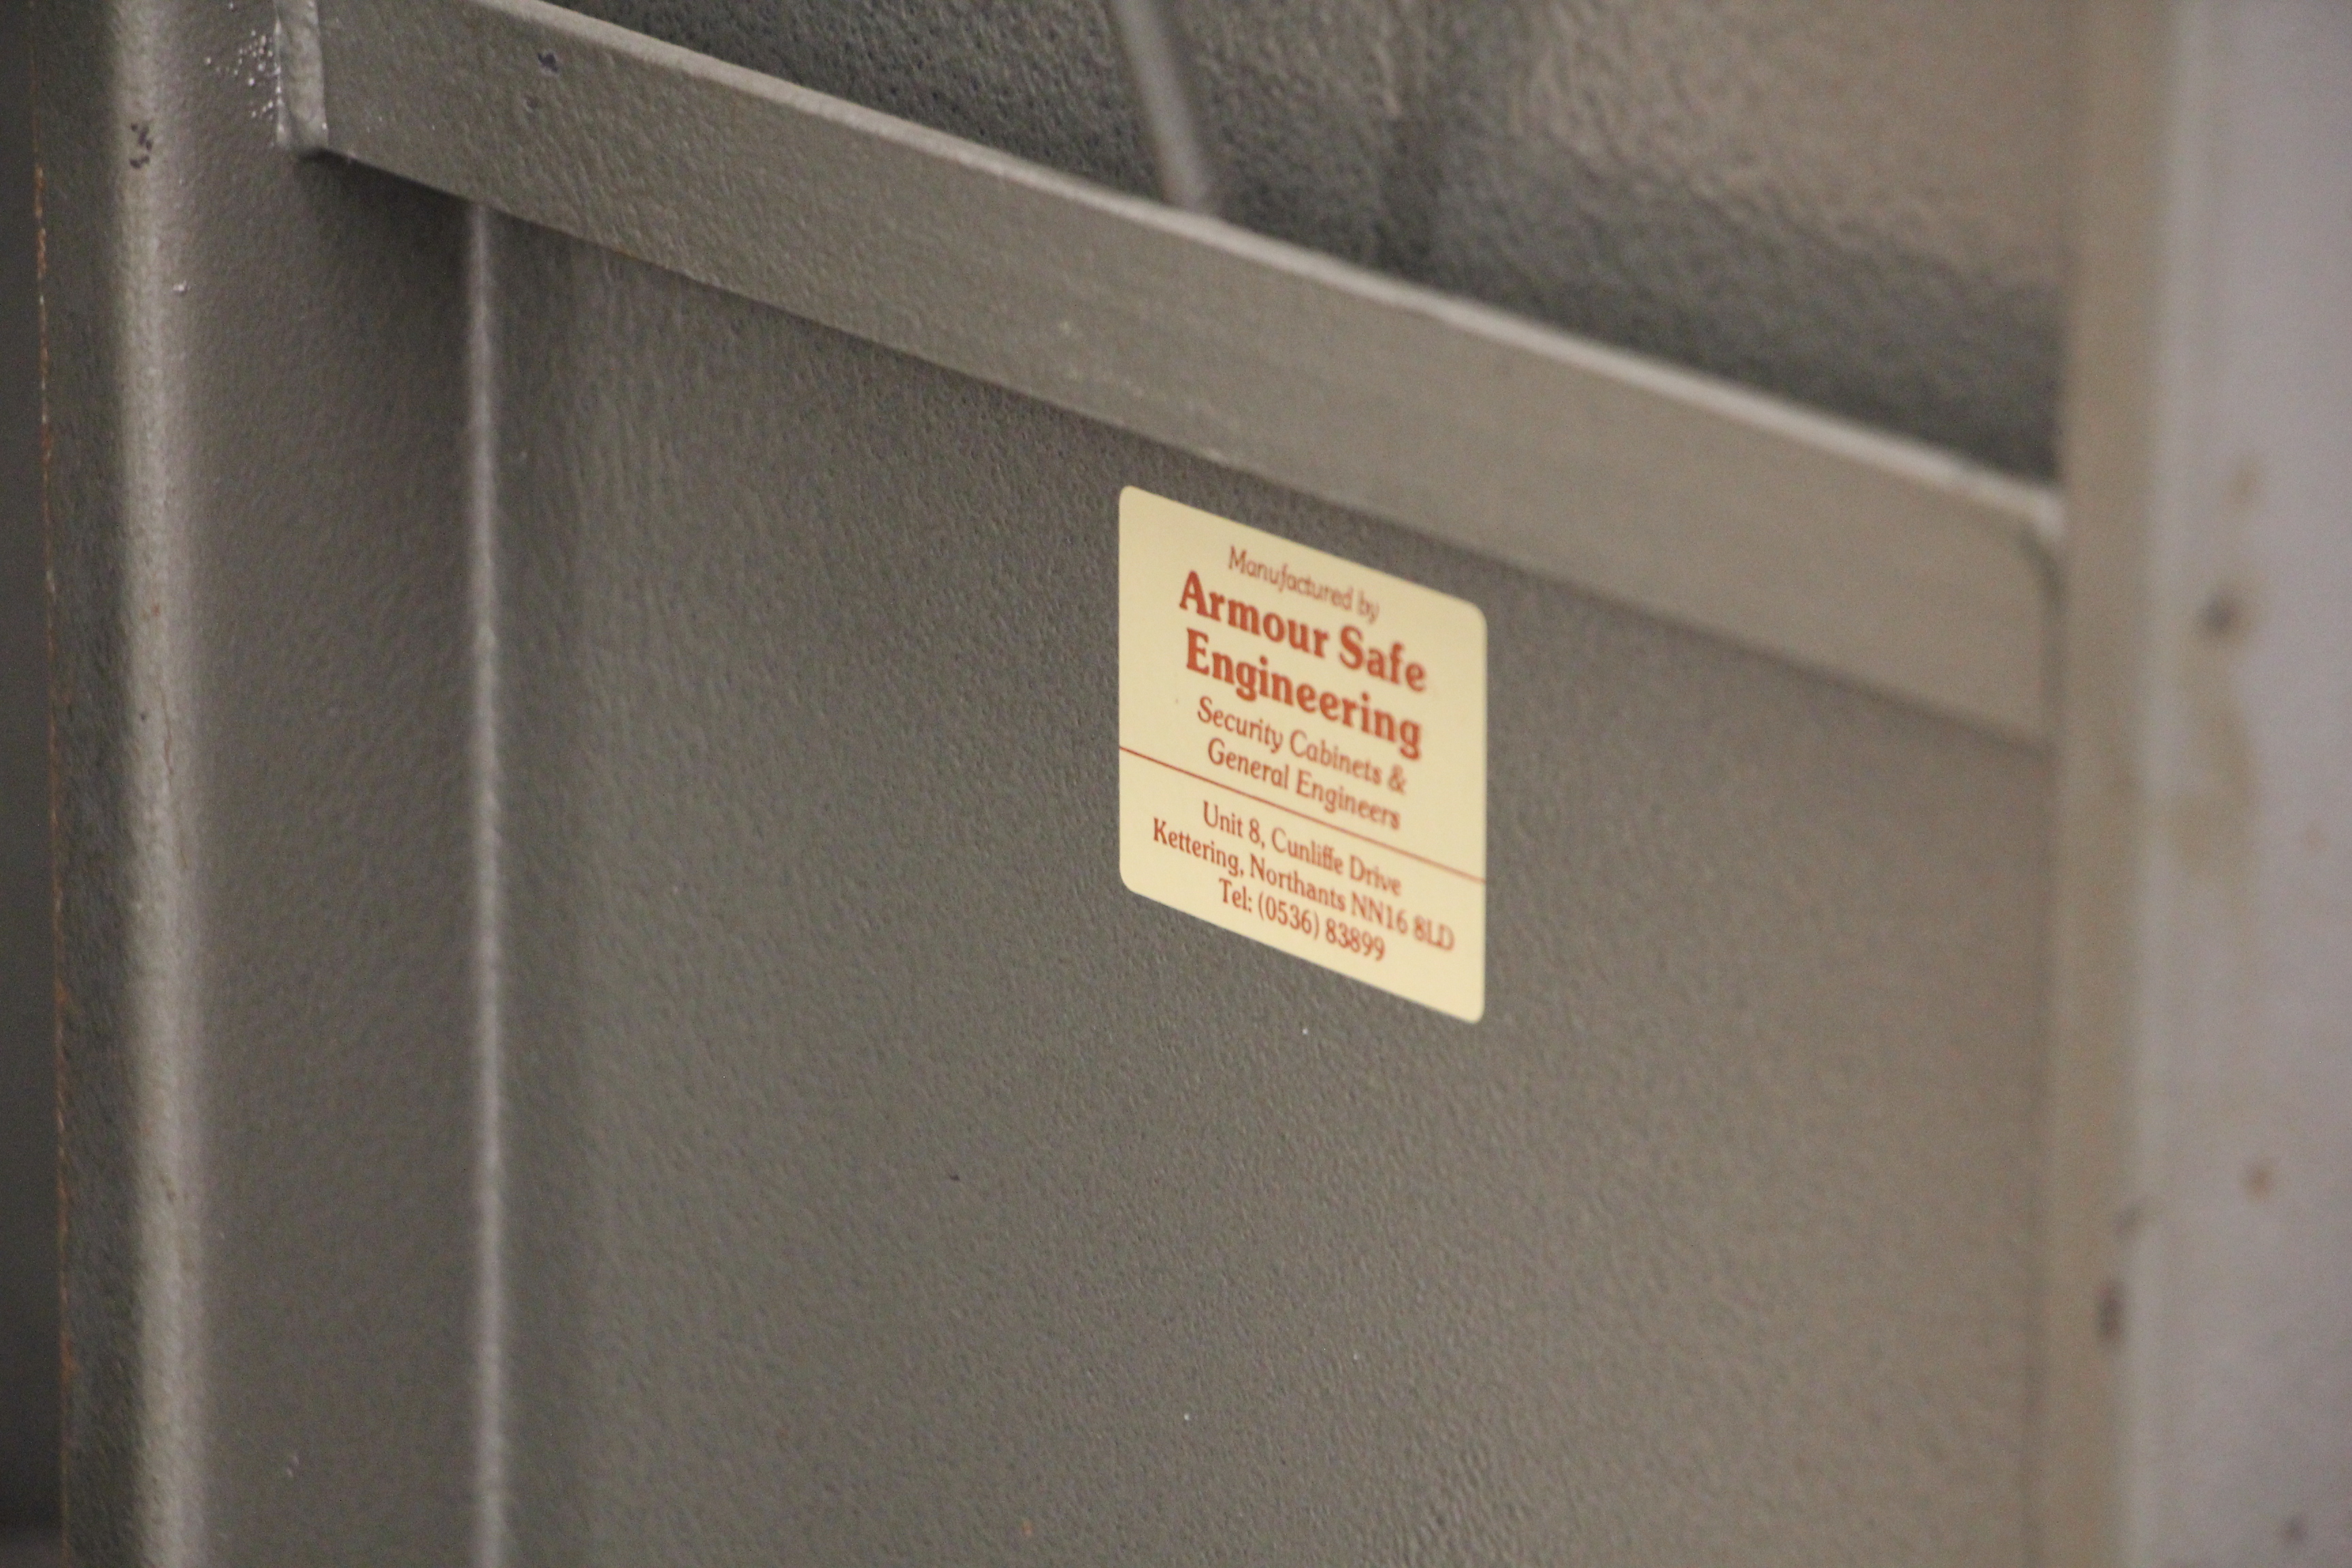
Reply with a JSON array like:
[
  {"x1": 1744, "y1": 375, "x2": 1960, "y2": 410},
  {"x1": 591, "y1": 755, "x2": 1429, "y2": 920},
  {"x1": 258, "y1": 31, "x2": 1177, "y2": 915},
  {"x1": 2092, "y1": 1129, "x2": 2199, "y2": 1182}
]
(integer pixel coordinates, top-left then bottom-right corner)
[{"x1": 1119, "y1": 487, "x2": 1487, "y2": 1021}]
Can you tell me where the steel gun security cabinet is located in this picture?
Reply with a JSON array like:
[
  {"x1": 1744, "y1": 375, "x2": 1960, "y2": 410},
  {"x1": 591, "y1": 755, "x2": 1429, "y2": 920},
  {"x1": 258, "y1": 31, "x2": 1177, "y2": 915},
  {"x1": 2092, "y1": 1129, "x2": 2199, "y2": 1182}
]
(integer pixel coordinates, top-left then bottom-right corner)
[{"x1": 37, "y1": 0, "x2": 2352, "y2": 1563}]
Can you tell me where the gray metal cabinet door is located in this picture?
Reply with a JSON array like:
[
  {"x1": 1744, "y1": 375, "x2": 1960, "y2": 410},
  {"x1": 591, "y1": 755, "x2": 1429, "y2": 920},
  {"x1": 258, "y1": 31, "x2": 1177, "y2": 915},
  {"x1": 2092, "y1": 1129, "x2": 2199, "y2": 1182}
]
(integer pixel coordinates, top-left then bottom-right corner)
[{"x1": 42, "y1": 1, "x2": 2086, "y2": 1564}]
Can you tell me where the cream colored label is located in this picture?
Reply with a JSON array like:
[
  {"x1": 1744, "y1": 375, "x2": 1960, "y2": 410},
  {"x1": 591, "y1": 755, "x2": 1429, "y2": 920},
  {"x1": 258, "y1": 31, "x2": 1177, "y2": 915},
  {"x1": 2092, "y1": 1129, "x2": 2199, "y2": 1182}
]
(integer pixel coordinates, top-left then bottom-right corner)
[{"x1": 1119, "y1": 488, "x2": 1487, "y2": 1022}]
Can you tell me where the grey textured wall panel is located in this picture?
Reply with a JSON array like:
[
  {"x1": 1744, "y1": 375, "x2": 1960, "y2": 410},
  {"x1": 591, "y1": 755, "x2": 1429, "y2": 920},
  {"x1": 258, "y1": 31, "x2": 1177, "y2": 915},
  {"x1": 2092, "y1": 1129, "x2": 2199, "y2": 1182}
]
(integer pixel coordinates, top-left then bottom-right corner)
[
  {"x1": 559, "y1": 0, "x2": 2077, "y2": 475},
  {"x1": 487, "y1": 223, "x2": 2048, "y2": 1565}
]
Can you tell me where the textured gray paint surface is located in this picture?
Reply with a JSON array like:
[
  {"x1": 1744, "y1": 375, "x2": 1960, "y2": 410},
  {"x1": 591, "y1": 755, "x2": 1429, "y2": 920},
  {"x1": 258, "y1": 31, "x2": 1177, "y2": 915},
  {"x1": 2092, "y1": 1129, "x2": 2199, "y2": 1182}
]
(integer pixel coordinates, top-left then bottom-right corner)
[
  {"x1": 308, "y1": 0, "x2": 2061, "y2": 745},
  {"x1": 0, "y1": 0, "x2": 58, "y2": 1529},
  {"x1": 0, "y1": 1531, "x2": 60, "y2": 1568},
  {"x1": 487, "y1": 223, "x2": 2049, "y2": 1565},
  {"x1": 39, "y1": 0, "x2": 480, "y2": 1560},
  {"x1": 43, "y1": 0, "x2": 2056, "y2": 1558},
  {"x1": 559, "y1": 0, "x2": 2077, "y2": 476}
]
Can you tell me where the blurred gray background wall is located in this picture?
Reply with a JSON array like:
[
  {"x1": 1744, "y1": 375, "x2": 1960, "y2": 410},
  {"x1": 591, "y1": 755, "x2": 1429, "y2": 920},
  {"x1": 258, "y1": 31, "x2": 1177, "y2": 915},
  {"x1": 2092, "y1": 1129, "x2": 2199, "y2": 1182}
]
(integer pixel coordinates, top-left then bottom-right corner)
[{"x1": 0, "y1": 0, "x2": 59, "y2": 1551}]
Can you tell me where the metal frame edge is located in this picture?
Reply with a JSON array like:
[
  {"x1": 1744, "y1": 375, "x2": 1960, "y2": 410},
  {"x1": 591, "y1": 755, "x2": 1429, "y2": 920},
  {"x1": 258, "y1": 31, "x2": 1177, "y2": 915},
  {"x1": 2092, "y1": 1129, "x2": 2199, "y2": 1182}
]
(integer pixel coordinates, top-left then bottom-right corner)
[{"x1": 308, "y1": 0, "x2": 2059, "y2": 742}]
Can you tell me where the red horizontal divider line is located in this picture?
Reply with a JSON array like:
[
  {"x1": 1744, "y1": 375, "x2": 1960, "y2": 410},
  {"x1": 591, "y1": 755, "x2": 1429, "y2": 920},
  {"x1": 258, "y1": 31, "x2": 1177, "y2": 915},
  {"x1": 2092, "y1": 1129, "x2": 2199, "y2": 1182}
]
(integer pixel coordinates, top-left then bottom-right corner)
[{"x1": 1119, "y1": 746, "x2": 1486, "y2": 885}]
